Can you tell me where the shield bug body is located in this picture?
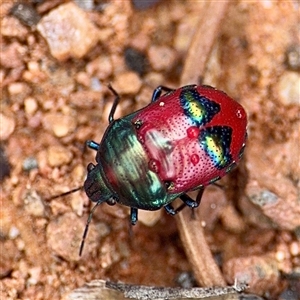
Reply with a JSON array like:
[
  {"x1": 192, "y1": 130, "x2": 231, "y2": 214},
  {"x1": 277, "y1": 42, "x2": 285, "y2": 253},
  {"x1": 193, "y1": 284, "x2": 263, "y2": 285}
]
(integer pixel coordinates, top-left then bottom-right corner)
[{"x1": 81, "y1": 84, "x2": 247, "y2": 253}]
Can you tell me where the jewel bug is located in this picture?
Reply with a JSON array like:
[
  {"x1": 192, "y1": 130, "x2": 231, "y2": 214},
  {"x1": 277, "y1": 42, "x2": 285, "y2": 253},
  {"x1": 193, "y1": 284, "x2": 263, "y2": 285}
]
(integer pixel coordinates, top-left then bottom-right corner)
[{"x1": 79, "y1": 84, "x2": 247, "y2": 255}]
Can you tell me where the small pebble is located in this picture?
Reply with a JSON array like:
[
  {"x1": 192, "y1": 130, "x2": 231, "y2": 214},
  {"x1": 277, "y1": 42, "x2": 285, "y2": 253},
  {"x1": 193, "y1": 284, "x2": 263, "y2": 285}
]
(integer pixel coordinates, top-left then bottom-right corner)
[
  {"x1": 290, "y1": 241, "x2": 300, "y2": 256},
  {"x1": 75, "y1": 71, "x2": 91, "y2": 87},
  {"x1": 148, "y1": 45, "x2": 177, "y2": 71},
  {"x1": 8, "y1": 82, "x2": 30, "y2": 96},
  {"x1": 22, "y1": 156, "x2": 38, "y2": 171},
  {"x1": 175, "y1": 271, "x2": 196, "y2": 288},
  {"x1": 70, "y1": 193, "x2": 84, "y2": 217},
  {"x1": 47, "y1": 145, "x2": 73, "y2": 168},
  {"x1": 10, "y1": 3, "x2": 41, "y2": 27},
  {"x1": 144, "y1": 72, "x2": 165, "y2": 87},
  {"x1": 0, "y1": 113, "x2": 15, "y2": 140},
  {"x1": 0, "y1": 146, "x2": 11, "y2": 180},
  {"x1": 37, "y1": 2, "x2": 100, "y2": 60},
  {"x1": 1, "y1": 41, "x2": 25, "y2": 69},
  {"x1": 285, "y1": 44, "x2": 300, "y2": 71},
  {"x1": 1, "y1": 16, "x2": 29, "y2": 39},
  {"x1": 100, "y1": 240, "x2": 122, "y2": 269},
  {"x1": 113, "y1": 71, "x2": 142, "y2": 94},
  {"x1": 250, "y1": 189, "x2": 278, "y2": 207},
  {"x1": 23, "y1": 189, "x2": 45, "y2": 217},
  {"x1": 223, "y1": 255, "x2": 281, "y2": 295},
  {"x1": 74, "y1": 0, "x2": 94, "y2": 11},
  {"x1": 70, "y1": 90, "x2": 102, "y2": 109},
  {"x1": 277, "y1": 71, "x2": 300, "y2": 106},
  {"x1": 9, "y1": 226, "x2": 20, "y2": 239},
  {"x1": 27, "y1": 267, "x2": 41, "y2": 285},
  {"x1": 24, "y1": 97, "x2": 38, "y2": 115},
  {"x1": 43, "y1": 113, "x2": 77, "y2": 138},
  {"x1": 124, "y1": 47, "x2": 148, "y2": 75},
  {"x1": 90, "y1": 77, "x2": 102, "y2": 91},
  {"x1": 132, "y1": 0, "x2": 161, "y2": 10},
  {"x1": 86, "y1": 56, "x2": 113, "y2": 80}
]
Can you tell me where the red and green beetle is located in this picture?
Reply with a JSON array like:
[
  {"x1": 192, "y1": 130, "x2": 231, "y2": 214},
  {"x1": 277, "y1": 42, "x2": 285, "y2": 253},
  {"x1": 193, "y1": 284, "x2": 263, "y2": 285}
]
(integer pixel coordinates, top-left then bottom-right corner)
[{"x1": 81, "y1": 84, "x2": 247, "y2": 254}]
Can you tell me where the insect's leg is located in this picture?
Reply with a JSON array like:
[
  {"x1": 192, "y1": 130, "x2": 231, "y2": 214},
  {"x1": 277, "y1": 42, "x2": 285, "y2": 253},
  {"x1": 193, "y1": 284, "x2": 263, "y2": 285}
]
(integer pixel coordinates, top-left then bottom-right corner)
[
  {"x1": 179, "y1": 188, "x2": 205, "y2": 208},
  {"x1": 212, "y1": 182, "x2": 224, "y2": 189},
  {"x1": 130, "y1": 207, "x2": 138, "y2": 225},
  {"x1": 107, "y1": 84, "x2": 121, "y2": 123},
  {"x1": 86, "y1": 140, "x2": 100, "y2": 151},
  {"x1": 151, "y1": 86, "x2": 175, "y2": 102},
  {"x1": 164, "y1": 204, "x2": 177, "y2": 215},
  {"x1": 167, "y1": 188, "x2": 205, "y2": 215},
  {"x1": 79, "y1": 201, "x2": 101, "y2": 256},
  {"x1": 180, "y1": 193, "x2": 199, "y2": 209}
]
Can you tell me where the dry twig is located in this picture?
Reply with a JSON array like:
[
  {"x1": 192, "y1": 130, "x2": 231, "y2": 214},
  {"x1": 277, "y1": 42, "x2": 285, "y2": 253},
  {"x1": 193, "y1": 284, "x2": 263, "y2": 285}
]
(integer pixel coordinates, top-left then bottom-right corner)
[{"x1": 177, "y1": 1, "x2": 230, "y2": 287}]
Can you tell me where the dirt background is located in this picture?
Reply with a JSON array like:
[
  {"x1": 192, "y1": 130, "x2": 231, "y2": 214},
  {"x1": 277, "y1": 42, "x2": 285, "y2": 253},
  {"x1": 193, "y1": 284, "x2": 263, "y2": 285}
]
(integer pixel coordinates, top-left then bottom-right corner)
[{"x1": 1, "y1": 1, "x2": 299, "y2": 299}]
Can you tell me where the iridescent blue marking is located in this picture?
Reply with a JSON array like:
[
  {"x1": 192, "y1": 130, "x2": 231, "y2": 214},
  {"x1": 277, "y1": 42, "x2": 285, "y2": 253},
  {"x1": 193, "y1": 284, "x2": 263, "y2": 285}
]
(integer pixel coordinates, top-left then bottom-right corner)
[
  {"x1": 199, "y1": 126, "x2": 232, "y2": 169},
  {"x1": 180, "y1": 87, "x2": 220, "y2": 126}
]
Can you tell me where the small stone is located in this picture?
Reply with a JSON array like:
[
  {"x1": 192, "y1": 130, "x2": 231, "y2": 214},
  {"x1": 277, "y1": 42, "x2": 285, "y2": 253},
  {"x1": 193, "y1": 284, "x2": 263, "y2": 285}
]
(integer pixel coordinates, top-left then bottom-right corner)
[
  {"x1": 8, "y1": 82, "x2": 30, "y2": 96},
  {"x1": 86, "y1": 56, "x2": 113, "y2": 80},
  {"x1": 90, "y1": 77, "x2": 102, "y2": 91},
  {"x1": 285, "y1": 44, "x2": 300, "y2": 71},
  {"x1": 144, "y1": 72, "x2": 165, "y2": 87},
  {"x1": 9, "y1": 226, "x2": 20, "y2": 239},
  {"x1": 37, "y1": 2, "x2": 100, "y2": 60},
  {"x1": 124, "y1": 47, "x2": 148, "y2": 75},
  {"x1": 250, "y1": 189, "x2": 278, "y2": 207},
  {"x1": 246, "y1": 181, "x2": 300, "y2": 231},
  {"x1": 277, "y1": 71, "x2": 300, "y2": 106},
  {"x1": 10, "y1": 3, "x2": 41, "y2": 27},
  {"x1": 148, "y1": 45, "x2": 177, "y2": 71},
  {"x1": 1, "y1": 16, "x2": 29, "y2": 39},
  {"x1": 70, "y1": 90, "x2": 102, "y2": 109},
  {"x1": 24, "y1": 97, "x2": 38, "y2": 115},
  {"x1": 74, "y1": 0, "x2": 94, "y2": 11},
  {"x1": 43, "y1": 113, "x2": 77, "y2": 138},
  {"x1": 113, "y1": 71, "x2": 142, "y2": 94},
  {"x1": 0, "y1": 145, "x2": 11, "y2": 180},
  {"x1": 0, "y1": 113, "x2": 15, "y2": 140},
  {"x1": 23, "y1": 190, "x2": 45, "y2": 217},
  {"x1": 132, "y1": 0, "x2": 161, "y2": 10},
  {"x1": 75, "y1": 71, "x2": 91, "y2": 87},
  {"x1": 27, "y1": 267, "x2": 41, "y2": 286},
  {"x1": 223, "y1": 255, "x2": 281, "y2": 295},
  {"x1": 22, "y1": 156, "x2": 38, "y2": 171},
  {"x1": 1, "y1": 42, "x2": 25, "y2": 69},
  {"x1": 47, "y1": 145, "x2": 73, "y2": 168},
  {"x1": 290, "y1": 241, "x2": 300, "y2": 256}
]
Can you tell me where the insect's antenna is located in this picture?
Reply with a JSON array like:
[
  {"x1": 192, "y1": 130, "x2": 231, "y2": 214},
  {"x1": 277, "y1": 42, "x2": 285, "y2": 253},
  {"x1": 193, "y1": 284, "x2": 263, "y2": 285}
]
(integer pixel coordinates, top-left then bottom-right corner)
[
  {"x1": 79, "y1": 201, "x2": 101, "y2": 256},
  {"x1": 46, "y1": 187, "x2": 83, "y2": 201}
]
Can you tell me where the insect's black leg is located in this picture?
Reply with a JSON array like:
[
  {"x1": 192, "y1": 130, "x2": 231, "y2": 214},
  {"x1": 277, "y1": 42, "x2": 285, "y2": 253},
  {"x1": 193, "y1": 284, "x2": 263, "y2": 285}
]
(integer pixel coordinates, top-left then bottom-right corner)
[
  {"x1": 130, "y1": 207, "x2": 138, "y2": 225},
  {"x1": 195, "y1": 188, "x2": 205, "y2": 207},
  {"x1": 86, "y1": 140, "x2": 100, "y2": 151},
  {"x1": 170, "y1": 188, "x2": 205, "y2": 215},
  {"x1": 79, "y1": 201, "x2": 102, "y2": 256},
  {"x1": 151, "y1": 86, "x2": 175, "y2": 102},
  {"x1": 107, "y1": 84, "x2": 121, "y2": 123},
  {"x1": 212, "y1": 182, "x2": 225, "y2": 190},
  {"x1": 164, "y1": 204, "x2": 176, "y2": 216},
  {"x1": 180, "y1": 194, "x2": 199, "y2": 209}
]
